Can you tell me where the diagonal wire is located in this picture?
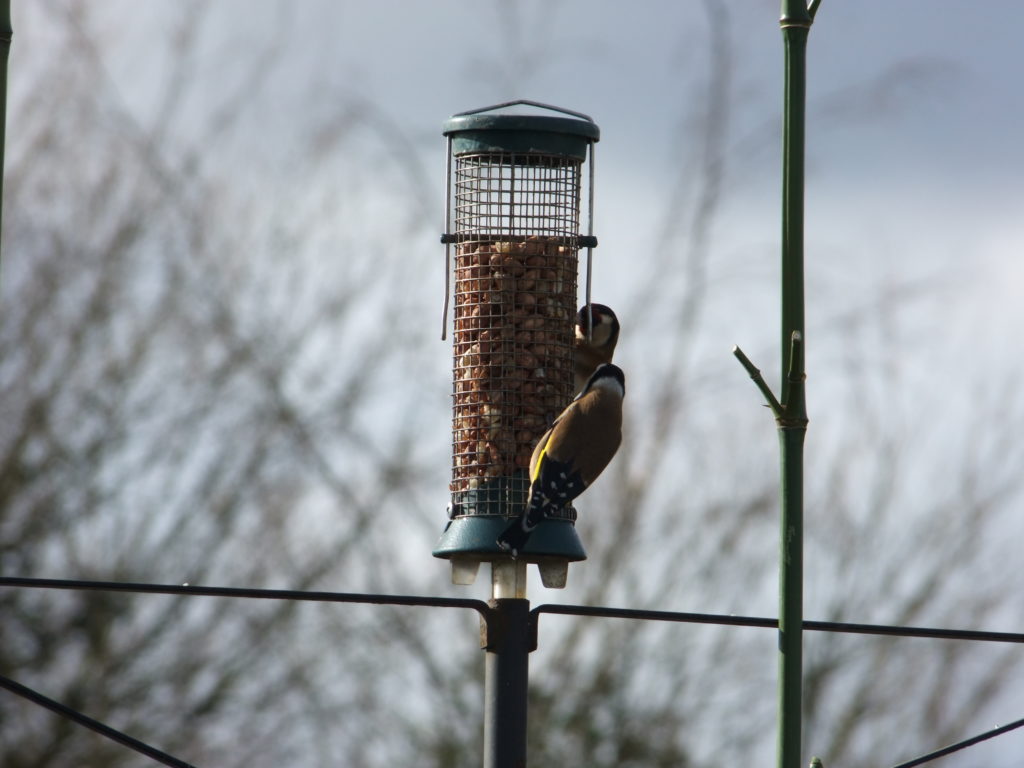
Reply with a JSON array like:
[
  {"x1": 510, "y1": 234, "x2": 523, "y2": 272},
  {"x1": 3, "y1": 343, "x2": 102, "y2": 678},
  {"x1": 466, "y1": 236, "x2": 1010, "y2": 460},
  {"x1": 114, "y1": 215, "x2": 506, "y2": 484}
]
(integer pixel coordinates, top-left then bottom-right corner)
[
  {"x1": 889, "y1": 715, "x2": 1024, "y2": 768},
  {"x1": 0, "y1": 674, "x2": 197, "y2": 768}
]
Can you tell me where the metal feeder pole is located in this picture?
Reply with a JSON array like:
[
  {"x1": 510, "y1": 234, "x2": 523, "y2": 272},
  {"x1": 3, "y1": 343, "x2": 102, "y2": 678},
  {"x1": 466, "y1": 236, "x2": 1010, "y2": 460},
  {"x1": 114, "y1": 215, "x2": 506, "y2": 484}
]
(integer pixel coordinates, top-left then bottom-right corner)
[{"x1": 483, "y1": 595, "x2": 532, "y2": 768}]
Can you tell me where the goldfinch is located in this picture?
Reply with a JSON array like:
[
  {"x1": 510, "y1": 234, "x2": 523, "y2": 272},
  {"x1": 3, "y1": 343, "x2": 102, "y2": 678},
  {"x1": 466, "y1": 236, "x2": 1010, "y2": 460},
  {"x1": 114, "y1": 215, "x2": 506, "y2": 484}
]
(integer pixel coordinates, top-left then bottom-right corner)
[{"x1": 497, "y1": 363, "x2": 625, "y2": 556}]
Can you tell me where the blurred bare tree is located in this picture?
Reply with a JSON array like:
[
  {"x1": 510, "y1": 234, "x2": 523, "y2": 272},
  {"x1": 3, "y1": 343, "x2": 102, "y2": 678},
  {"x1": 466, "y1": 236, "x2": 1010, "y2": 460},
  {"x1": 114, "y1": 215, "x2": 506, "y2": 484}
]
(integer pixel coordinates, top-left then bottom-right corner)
[
  {"x1": 2, "y1": 3, "x2": 1023, "y2": 768},
  {"x1": 0, "y1": 2, "x2": 455, "y2": 765}
]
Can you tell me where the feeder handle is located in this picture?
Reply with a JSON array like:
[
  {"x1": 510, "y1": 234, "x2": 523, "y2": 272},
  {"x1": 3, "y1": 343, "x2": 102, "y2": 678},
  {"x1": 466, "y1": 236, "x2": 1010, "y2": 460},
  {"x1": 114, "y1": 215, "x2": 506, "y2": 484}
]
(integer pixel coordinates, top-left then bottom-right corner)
[{"x1": 453, "y1": 100, "x2": 595, "y2": 124}]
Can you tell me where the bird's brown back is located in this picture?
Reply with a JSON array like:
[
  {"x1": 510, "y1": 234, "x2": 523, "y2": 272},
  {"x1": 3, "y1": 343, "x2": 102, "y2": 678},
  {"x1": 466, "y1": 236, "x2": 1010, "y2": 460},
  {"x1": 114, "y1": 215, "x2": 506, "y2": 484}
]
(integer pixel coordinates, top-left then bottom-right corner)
[{"x1": 531, "y1": 387, "x2": 622, "y2": 487}]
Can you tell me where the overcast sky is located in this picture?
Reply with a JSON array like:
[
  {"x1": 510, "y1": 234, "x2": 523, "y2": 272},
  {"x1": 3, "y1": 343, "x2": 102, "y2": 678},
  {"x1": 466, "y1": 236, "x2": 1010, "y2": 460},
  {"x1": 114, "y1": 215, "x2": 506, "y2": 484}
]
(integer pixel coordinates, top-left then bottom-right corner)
[
  {"x1": 25, "y1": 0, "x2": 1018, "y2": 342},
  {"x1": 281, "y1": 0, "x2": 1024, "y2": 419},
  {"x1": 193, "y1": 0, "x2": 1023, "y2": 357}
]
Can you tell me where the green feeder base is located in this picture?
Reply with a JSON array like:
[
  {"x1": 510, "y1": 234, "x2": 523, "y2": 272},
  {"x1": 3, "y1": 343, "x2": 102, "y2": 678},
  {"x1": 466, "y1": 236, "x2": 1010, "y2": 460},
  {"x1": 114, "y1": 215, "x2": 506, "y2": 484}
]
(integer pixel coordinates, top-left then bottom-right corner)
[
  {"x1": 433, "y1": 514, "x2": 587, "y2": 561},
  {"x1": 433, "y1": 515, "x2": 587, "y2": 589}
]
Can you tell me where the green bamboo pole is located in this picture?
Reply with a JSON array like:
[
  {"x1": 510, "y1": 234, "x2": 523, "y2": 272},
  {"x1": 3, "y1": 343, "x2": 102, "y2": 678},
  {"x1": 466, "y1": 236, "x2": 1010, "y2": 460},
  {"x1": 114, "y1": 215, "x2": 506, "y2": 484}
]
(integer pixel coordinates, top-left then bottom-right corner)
[
  {"x1": 777, "y1": 2, "x2": 814, "y2": 766},
  {"x1": 776, "y1": 335, "x2": 807, "y2": 768},
  {"x1": 735, "y1": 2, "x2": 818, "y2": 767}
]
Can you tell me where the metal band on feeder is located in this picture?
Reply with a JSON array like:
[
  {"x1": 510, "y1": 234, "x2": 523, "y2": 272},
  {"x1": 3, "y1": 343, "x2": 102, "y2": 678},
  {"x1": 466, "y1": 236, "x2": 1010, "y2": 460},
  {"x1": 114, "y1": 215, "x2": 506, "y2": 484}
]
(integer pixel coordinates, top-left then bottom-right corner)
[{"x1": 433, "y1": 101, "x2": 599, "y2": 589}]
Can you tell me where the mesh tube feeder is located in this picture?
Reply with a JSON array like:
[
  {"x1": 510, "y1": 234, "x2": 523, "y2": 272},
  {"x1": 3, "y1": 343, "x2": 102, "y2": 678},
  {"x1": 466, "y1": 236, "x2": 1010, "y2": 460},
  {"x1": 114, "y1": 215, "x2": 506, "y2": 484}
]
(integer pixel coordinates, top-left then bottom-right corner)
[{"x1": 433, "y1": 101, "x2": 599, "y2": 589}]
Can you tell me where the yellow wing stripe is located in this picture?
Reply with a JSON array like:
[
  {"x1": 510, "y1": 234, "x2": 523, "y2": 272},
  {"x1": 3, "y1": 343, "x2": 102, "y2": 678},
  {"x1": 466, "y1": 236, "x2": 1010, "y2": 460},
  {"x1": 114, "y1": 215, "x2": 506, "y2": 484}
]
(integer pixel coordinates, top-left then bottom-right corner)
[{"x1": 531, "y1": 436, "x2": 552, "y2": 484}]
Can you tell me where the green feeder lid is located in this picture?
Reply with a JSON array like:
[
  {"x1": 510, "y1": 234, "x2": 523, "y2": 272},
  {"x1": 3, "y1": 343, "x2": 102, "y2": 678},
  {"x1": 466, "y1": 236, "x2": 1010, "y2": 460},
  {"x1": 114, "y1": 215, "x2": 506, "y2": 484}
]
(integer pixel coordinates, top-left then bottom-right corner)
[{"x1": 443, "y1": 100, "x2": 599, "y2": 161}]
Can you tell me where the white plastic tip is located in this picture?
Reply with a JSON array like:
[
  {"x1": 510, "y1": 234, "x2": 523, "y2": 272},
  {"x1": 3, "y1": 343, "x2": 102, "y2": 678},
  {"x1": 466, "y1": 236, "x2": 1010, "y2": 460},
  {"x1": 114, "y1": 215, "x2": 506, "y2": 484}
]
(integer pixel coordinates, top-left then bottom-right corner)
[
  {"x1": 538, "y1": 561, "x2": 569, "y2": 589},
  {"x1": 450, "y1": 558, "x2": 480, "y2": 586}
]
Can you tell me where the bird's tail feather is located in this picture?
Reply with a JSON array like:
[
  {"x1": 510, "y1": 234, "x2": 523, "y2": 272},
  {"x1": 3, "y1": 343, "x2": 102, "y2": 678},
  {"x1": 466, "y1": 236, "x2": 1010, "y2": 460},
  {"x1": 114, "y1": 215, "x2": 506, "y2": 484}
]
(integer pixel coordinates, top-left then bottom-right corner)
[
  {"x1": 496, "y1": 517, "x2": 530, "y2": 557},
  {"x1": 495, "y1": 493, "x2": 547, "y2": 557}
]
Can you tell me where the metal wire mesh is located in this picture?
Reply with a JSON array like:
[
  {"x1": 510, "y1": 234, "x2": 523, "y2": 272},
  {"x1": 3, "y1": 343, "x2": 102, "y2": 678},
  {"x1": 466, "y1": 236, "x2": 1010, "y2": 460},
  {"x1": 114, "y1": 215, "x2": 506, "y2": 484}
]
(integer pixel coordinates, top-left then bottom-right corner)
[{"x1": 450, "y1": 153, "x2": 581, "y2": 516}]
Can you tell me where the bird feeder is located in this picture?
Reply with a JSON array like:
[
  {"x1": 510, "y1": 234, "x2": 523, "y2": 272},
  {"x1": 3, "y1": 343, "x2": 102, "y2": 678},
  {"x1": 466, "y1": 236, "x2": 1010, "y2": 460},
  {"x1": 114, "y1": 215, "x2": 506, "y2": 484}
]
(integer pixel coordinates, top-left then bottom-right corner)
[{"x1": 433, "y1": 101, "x2": 599, "y2": 589}]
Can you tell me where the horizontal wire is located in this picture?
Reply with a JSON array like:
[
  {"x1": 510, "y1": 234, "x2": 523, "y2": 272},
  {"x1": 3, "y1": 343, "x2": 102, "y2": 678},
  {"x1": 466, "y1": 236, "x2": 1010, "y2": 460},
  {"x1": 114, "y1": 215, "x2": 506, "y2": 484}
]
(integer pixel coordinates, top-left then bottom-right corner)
[
  {"x1": 533, "y1": 603, "x2": 1024, "y2": 644},
  {"x1": 0, "y1": 674, "x2": 197, "y2": 768},
  {"x1": 534, "y1": 603, "x2": 777, "y2": 628},
  {"x1": 889, "y1": 715, "x2": 1024, "y2": 768},
  {"x1": 4, "y1": 577, "x2": 1024, "y2": 644},
  {"x1": 0, "y1": 576, "x2": 491, "y2": 619},
  {"x1": 803, "y1": 618, "x2": 1024, "y2": 644},
  {"x1": 4, "y1": 576, "x2": 1024, "y2": 766}
]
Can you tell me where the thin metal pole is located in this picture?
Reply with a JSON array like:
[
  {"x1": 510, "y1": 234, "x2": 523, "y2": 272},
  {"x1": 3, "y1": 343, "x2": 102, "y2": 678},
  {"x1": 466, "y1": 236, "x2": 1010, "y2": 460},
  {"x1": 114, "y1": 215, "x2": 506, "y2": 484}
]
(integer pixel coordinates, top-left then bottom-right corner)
[
  {"x1": 441, "y1": 137, "x2": 453, "y2": 340},
  {"x1": 584, "y1": 141, "x2": 596, "y2": 340},
  {"x1": 778, "y1": 1, "x2": 813, "y2": 767},
  {"x1": 0, "y1": 0, "x2": 11, "y2": 269},
  {"x1": 483, "y1": 597, "x2": 531, "y2": 768}
]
